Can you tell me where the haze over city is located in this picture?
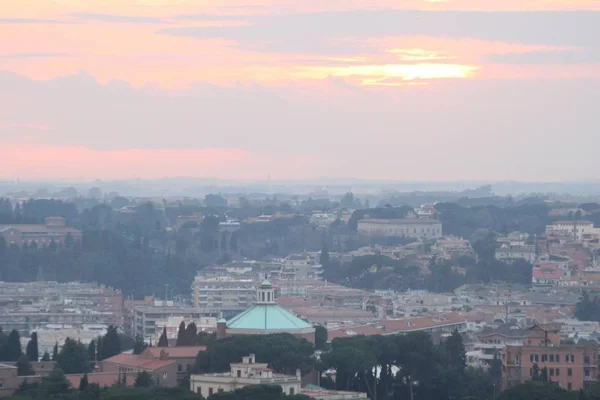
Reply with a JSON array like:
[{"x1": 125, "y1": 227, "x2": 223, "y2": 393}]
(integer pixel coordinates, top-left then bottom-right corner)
[{"x1": 2, "y1": 0, "x2": 599, "y2": 182}]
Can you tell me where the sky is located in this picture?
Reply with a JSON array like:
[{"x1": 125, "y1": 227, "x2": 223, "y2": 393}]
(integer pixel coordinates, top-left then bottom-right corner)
[{"x1": 1, "y1": 0, "x2": 599, "y2": 182}]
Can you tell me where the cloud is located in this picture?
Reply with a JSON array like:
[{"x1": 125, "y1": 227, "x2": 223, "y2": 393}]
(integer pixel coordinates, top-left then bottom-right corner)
[
  {"x1": 158, "y1": 10, "x2": 600, "y2": 54},
  {"x1": 0, "y1": 18, "x2": 72, "y2": 24},
  {"x1": 1, "y1": 69, "x2": 599, "y2": 181},
  {"x1": 485, "y1": 49, "x2": 600, "y2": 64},
  {"x1": 0, "y1": 53, "x2": 74, "y2": 59},
  {"x1": 69, "y1": 12, "x2": 170, "y2": 24}
]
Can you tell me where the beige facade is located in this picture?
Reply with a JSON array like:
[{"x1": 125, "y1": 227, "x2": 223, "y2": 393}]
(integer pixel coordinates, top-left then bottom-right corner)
[
  {"x1": 190, "y1": 354, "x2": 301, "y2": 398},
  {"x1": 357, "y1": 218, "x2": 442, "y2": 239},
  {"x1": 0, "y1": 364, "x2": 19, "y2": 398}
]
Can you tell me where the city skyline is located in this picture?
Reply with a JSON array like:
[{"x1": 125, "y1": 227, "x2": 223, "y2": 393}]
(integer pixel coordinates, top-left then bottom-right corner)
[{"x1": 1, "y1": 0, "x2": 599, "y2": 181}]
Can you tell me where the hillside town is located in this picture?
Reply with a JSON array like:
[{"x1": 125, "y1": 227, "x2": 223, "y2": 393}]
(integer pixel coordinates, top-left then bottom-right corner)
[{"x1": 1, "y1": 190, "x2": 600, "y2": 399}]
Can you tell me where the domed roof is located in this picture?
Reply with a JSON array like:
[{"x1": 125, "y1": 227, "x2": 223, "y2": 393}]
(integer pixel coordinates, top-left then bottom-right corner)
[{"x1": 226, "y1": 304, "x2": 311, "y2": 331}]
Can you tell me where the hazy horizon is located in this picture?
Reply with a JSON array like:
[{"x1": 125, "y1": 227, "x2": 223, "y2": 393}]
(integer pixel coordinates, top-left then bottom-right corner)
[{"x1": 2, "y1": 1, "x2": 599, "y2": 182}]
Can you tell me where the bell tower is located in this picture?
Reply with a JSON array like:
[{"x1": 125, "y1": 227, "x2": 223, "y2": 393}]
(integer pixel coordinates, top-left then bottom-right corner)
[{"x1": 256, "y1": 278, "x2": 275, "y2": 304}]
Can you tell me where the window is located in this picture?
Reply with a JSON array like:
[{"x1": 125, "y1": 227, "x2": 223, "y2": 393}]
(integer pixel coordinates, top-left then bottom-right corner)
[
  {"x1": 290, "y1": 388, "x2": 295, "y2": 395},
  {"x1": 178, "y1": 365, "x2": 182, "y2": 372},
  {"x1": 550, "y1": 354, "x2": 555, "y2": 362},
  {"x1": 162, "y1": 372, "x2": 167, "y2": 380},
  {"x1": 237, "y1": 370, "x2": 241, "y2": 378},
  {"x1": 530, "y1": 354, "x2": 539, "y2": 362},
  {"x1": 550, "y1": 368, "x2": 555, "y2": 377},
  {"x1": 568, "y1": 383, "x2": 572, "y2": 390},
  {"x1": 568, "y1": 368, "x2": 573, "y2": 377},
  {"x1": 556, "y1": 355, "x2": 560, "y2": 363},
  {"x1": 209, "y1": 388, "x2": 213, "y2": 396},
  {"x1": 542, "y1": 355, "x2": 548, "y2": 362},
  {"x1": 567, "y1": 354, "x2": 575, "y2": 363},
  {"x1": 186, "y1": 364, "x2": 191, "y2": 372},
  {"x1": 556, "y1": 368, "x2": 560, "y2": 377},
  {"x1": 585, "y1": 369, "x2": 590, "y2": 378},
  {"x1": 585, "y1": 356, "x2": 591, "y2": 365}
]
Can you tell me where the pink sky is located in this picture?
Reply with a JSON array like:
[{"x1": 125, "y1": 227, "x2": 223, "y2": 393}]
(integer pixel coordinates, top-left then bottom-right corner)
[{"x1": 1, "y1": 0, "x2": 599, "y2": 181}]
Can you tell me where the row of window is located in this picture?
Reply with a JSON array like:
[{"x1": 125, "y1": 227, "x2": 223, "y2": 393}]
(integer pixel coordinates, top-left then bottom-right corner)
[
  {"x1": 530, "y1": 354, "x2": 578, "y2": 363},
  {"x1": 530, "y1": 367, "x2": 574, "y2": 377}
]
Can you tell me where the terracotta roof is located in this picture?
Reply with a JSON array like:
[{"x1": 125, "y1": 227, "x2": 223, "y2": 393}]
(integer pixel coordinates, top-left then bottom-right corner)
[
  {"x1": 143, "y1": 346, "x2": 206, "y2": 359},
  {"x1": 326, "y1": 313, "x2": 466, "y2": 341},
  {"x1": 66, "y1": 372, "x2": 135, "y2": 388},
  {"x1": 532, "y1": 268, "x2": 563, "y2": 279},
  {"x1": 102, "y1": 353, "x2": 175, "y2": 370},
  {"x1": 380, "y1": 312, "x2": 467, "y2": 333}
]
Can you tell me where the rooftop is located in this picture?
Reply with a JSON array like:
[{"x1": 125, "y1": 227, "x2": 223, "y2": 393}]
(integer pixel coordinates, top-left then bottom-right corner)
[
  {"x1": 358, "y1": 218, "x2": 440, "y2": 225},
  {"x1": 226, "y1": 304, "x2": 312, "y2": 331},
  {"x1": 102, "y1": 353, "x2": 175, "y2": 370}
]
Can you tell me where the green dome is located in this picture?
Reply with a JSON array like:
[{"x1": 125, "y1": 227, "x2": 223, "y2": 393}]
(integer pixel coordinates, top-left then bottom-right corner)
[{"x1": 226, "y1": 304, "x2": 311, "y2": 331}]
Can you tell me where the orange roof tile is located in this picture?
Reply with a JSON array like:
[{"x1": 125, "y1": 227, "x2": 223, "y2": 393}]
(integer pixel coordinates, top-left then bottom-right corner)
[
  {"x1": 102, "y1": 353, "x2": 175, "y2": 370},
  {"x1": 143, "y1": 346, "x2": 206, "y2": 359}
]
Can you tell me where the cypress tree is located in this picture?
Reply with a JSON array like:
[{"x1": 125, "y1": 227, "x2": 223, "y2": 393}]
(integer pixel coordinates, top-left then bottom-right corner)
[
  {"x1": 41, "y1": 351, "x2": 51, "y2": 362},
  {"x1": 87, "y1": 340, "x2": 96, "y2": 362},
  {"x1": 157, "y1": 327, "x2": 168, "y2": 347},
  {"x1": 6, "y1": 329, "x2": 22, "y2": 361},
  {"x1": 26, "y1": 332, "x2": 39, "y2": 362},
  {"x1": 79, "y1": 373, "x2": 89, "y2": 391},
  {"x1": 185, "y1": 322, "x2": 198, "y2": 346},
  {"x1": 175, "y1": 321, "x2": 186, "y2": 347},
  {"x1": 101, "y1": 326, "x2": 121, "y2": 360},
  {"x1": 52, "y1": 342, "x2": 58, "y2": 361}
]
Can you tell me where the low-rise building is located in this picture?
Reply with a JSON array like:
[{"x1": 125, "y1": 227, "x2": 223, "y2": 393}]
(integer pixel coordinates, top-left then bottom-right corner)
[
  {"x1": 502, "y1": 324, "x2": 599, "y2": 391},
  {"x1": 357, "y1": 218, "x2": 442, "y2": 239},
  {"x1": 100, "y1": 352, "x2": 178, "y2": 388},
  {"x1": 0, "y1": 217, "x2": 82, "y2": 247},
  {"x1": 190, "y1": 354, "x2": 302, "y2": 398},
  {"x1": 495, "y1": 245, "x2": 536, "y2": 264},
  {"x1": 140, "y1": 346, "x2": 206, "y2": 384}
]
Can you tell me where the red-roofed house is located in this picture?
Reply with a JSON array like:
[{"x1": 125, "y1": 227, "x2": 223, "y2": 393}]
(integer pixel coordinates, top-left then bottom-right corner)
[
  {"x1": 100, "y1": 352, "x2": 177, "y2": 387},
  {"x1": 532, "y1": 267, "x2": 563, "y2": 288},
  {"x1": 140, "y1": 346, "x2": 206, "y2": 383}
]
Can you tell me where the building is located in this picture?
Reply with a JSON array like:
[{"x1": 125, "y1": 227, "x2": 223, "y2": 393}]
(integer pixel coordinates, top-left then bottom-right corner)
[
  {"x1": 190, "y1": 354, "x2": 301, "y2": 398},
  {"x1": 546, "y1": 220, "x2": 600, "y2": 241},
  {"x1": 0, "y1": 363, "x2": 19, "y2": 397},
  {"x1": 132, "y1": 302, "x2": 214, "y2": 342},
  {"x1": 281, "y1": 254, "x2": 323, "y2": 281},
  {"x1": 357, "y1": 218, "x2": 442, "y2": 239},
  {"x1": 326, "y1": 312, "x2": 467, "y2": 342},
  {"x1": 217, "y1": 280, "x2": 315, "y2": 344},
  {"x1": 0, "y1": 281, "x2": 122, "y2": 337},
  {"x1": 0, "y1": 217, "x2": 82, "y2": 247},
  {"x1": 432, "y1": 236, "x2": 474, "y2": 261},
  {"x1": 100, "y1": 352, "x2": 178, "y2": 388},
  {"x1": 502, "y1": 324, "x2": 599, "y2": 391},
  {"x1": 152, "y1": 316, "x2": 216, "y2": 343},
  {"x1": 191, "y1": 276, "x2": 256, "y2": 316},
  {"x1": 140, "y1": 346, "x2": 206, "y2": 384},
  {"x1": 301, "y1": 385, "x2": 368, "y2": 400},
  {"x1": 495, "y1": 245, "x2": 537, "y2": 264}
]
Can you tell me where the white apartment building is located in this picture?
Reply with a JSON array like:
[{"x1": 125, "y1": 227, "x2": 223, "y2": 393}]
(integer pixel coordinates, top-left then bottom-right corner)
[
  {"x1": 192, "y1": 276, "x2": 256, "y2": 315},
  {"x1": 546, "y1": 220, "x2": 600, "y2": 240},
  {"x1": 190, "y1": 354, "x2": 301, "y2": 397},
  {"x1": 357, "y1": 218, "x2": 442, "y2": 239},
  {"x1": 495, "y1": 245, "x2": 537, "y2": 264}
]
